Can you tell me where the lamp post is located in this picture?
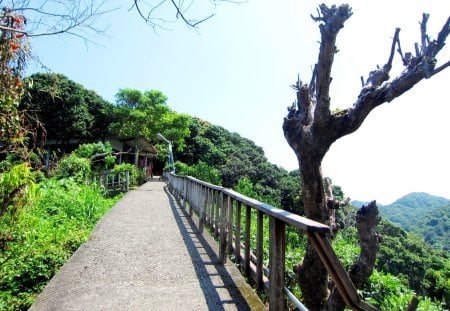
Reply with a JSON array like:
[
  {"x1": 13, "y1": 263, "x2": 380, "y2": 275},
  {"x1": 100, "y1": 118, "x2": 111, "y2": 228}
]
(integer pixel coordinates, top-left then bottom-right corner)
[{"x1": 157, "y1": 133, "x2": 175, "y2": 174}]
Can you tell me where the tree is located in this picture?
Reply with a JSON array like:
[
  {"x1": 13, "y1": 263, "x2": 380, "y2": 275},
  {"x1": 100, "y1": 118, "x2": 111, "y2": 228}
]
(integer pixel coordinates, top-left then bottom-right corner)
[
  {"x1": 20, "y1": 73, "x2": 114, "y2": 145},
  {"x1": 282, "y1": 4, "x2": 450, "y2": 310},
  {"x1": 110, "y1": 89, "x2": 190, "y2": 167}
]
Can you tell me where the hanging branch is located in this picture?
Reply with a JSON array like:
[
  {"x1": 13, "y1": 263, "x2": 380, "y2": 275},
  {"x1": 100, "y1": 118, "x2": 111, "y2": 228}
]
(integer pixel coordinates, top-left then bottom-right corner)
[
  {"x1": 131, "y1": 0, "x2": 246, "y2": 30},
  {"x1": 1, "y1": 0, "x2": 116, "y2": 41}
]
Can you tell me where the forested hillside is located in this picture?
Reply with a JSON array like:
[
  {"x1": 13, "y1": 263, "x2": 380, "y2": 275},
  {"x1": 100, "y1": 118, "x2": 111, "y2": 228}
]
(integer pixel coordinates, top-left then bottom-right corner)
[{"x1": 354, "y1": 193, "x2": 450, "y2": 252}]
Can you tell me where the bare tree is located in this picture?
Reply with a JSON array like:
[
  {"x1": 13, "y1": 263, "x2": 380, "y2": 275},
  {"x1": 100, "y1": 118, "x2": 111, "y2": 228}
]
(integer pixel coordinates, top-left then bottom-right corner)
[{"x1": 283, "y1": 4, "x2": 449, "y2": 310}]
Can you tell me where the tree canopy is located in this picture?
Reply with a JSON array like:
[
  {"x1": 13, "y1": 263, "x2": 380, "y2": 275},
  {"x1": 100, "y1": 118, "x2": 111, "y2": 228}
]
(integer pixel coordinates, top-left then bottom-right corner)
[
  {"x1": 110, "y1": 88, "x2": 190, "y2": 167},
  {"x1": 20, "y1": 73, "x2": 114, "y2": 144}
]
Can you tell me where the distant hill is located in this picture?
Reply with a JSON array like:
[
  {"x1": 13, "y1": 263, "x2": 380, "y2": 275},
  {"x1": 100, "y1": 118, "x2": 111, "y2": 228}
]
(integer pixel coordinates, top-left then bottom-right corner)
[
  {"x1": 390, "y1": 192, "x2": 450, "y2": 210},
  {"x1": 353, "y1": 192, "x2": 450, "y2": 252}
]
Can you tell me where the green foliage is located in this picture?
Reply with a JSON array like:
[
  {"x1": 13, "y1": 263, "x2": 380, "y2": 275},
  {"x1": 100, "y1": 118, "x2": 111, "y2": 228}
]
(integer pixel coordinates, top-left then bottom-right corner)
[
  {"x1": 0, "y1": 177, "x2": 120, "y2": 310},
  {"x1": 54, "y1": 154, "x2": 91, "y2": 183},
  {"x1": 234, "y1": 177, "x2": 258, "y2": 198},
  {"x1": 376, "y1": 219, "x2": 450, "y2": 307},
  {"x1": 362, "y1": 270, "x2": 415, "y2": 310},
  {"x1": 279, "y1": 171, "x2": 303, "y2": 215},
  {"x1": 53, "y1": 142, "x2": 120, "y2": 183},
  {"x1": 74, "y1": 141, "x2": 112, "y2": 158},
  {"x1": 378, "y1": 192, "x2": 450, "y2": 252},
  {"x1": 74, "y1": 141, "x2": 116, "y2": 171},
  {"x1": 110, "y1": 89, "x2": 190, "y2": 167},
  {"x1": 361, "y1": 270, "x2": 443, "y2": 310},
  {"x1": 175, "y1": 117, "x2": 303, "y2": 213},
  {"x1": 234, "y1": 177, "x2": 280, "y2": 207},
  {"x1": 111, "y1": 163, "x2": 144, "y2": 187},
  {"x1": 175, "y1": 161, "x2": 221, "y2": 185},
  {"x1": 20, "y1": 73, "x2": 114, "y2": 143},
  {"x1": 0, "y1": 163, "x2": 35, "y2": 217}
]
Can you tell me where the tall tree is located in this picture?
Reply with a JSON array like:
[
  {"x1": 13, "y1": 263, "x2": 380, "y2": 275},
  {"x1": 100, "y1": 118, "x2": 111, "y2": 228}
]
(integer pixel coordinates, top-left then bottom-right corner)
[
  {"x1": 111, "y1": 89, "x2": 190, "y2": 167},
  {"x1": 282, "y1": 4, "x2": 450, "y2": 310}
]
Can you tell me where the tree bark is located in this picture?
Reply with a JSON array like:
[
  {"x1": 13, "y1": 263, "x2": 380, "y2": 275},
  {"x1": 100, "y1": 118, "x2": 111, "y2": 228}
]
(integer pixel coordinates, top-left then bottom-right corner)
[{"x1": 296, "y1": 158, "x2": 329, "y2": 309}]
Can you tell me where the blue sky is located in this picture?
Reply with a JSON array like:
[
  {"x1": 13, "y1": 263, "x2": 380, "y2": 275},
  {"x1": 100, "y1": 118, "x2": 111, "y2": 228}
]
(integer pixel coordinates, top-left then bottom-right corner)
[{"x1": 28, "y1": 0, "x2": 450, "y2": 204}]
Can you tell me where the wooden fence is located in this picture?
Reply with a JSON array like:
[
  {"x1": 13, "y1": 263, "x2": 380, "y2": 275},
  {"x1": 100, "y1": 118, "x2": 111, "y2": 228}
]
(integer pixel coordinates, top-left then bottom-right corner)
[
  {"x1": 164, "y1": 172, "x2": 377, "y2": 311},
  {"x1": 94, "y1": 170, "x2": 130, "y2": 192}
]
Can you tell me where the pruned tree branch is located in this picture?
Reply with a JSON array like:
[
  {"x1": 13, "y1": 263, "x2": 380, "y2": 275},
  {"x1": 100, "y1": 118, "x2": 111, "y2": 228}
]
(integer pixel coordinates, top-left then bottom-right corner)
[
  {"x1": 326, "y1": 201, "x2": 380, "y2": 311},
  {"x1": 332, "y1": 13, "x2": 450, "y2": 141},
  {"x1": 313, "y1": 4, "x2": 352, "y2": 124}
]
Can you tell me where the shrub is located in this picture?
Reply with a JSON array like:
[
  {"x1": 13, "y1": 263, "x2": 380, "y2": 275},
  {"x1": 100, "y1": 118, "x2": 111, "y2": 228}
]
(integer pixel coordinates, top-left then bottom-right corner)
[
  {"x1": 54, "y1": 154, "x2": 91, "y2": 183},
  {"x1": 0, "y1": 177, "x2": 120, "y2": 310},
  {"x1": 111, "y1": 163, "x2": 145, "y2": 187},
  {"x1": 0, "y1": 163, "x2": 35, "y2": 217},
  {"x1": 74, "y1": 141, "x2": 116, "y2": 171}
]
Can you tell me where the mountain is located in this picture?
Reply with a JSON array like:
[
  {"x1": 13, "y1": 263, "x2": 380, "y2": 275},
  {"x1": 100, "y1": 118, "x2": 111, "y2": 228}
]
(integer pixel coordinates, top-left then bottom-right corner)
[
  {"x1": 353, "y1": 192, "x2": 450, "y2": 252},
  {"x1": 390, "y1": 192, "x2": 450, "y2": 210}
]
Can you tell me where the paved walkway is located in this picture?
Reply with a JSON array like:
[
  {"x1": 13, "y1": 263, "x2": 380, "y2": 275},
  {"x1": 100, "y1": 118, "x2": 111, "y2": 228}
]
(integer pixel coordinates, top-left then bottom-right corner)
[{"x1": 30, "y1": 181, "x2": 265, "y2": 311}]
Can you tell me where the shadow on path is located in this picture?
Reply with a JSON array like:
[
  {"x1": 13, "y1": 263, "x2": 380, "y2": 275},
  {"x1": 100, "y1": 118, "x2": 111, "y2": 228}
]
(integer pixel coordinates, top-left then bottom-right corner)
[{"x1": 164, "y1": 186, "x2": 252, "y2": 311}]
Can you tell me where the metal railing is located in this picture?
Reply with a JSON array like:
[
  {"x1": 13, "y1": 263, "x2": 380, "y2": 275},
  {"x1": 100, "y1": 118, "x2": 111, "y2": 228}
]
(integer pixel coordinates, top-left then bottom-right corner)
[{"x1": 164, "y1": 172, "x2": 377, "y2": 311}]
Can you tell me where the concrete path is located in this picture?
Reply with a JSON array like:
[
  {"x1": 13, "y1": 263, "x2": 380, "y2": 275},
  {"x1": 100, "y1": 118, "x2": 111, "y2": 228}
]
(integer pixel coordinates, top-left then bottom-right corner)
[{"x1": 30, "y1": 181, "x2": 265, "y2": 311}]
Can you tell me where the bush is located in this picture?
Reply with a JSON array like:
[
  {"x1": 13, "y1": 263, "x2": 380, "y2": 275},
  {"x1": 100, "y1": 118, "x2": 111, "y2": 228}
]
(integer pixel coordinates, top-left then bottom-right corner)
[
  {"x1": 0, "y1": 177, "x2": 120, "y2": 310},
  {"x1": 53, "y1": 154, "x2": 91, "y2": 183},
  {"x1": 74, "y1": 141, "x2": 116, "y2": 171},
  {"x1": 0, "y1": 163, "x2": 35, "y2": 217},
  {"x1": 111, "y1": 163, "x2": 145, "y2": 187}
]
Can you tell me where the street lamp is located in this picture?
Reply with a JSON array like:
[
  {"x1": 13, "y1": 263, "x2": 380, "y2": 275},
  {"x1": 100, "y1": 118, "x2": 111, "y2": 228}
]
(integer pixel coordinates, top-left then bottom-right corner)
[{"x1": 157, "y1": 133, "x2": 175, "y2": 174}]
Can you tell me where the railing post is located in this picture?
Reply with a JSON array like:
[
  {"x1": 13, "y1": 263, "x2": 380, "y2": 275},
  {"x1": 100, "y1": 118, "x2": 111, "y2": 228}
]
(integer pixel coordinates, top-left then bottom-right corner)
[
  {"x1": 125, "y1": 170, "x2": 129, "y2": 192},
  {"x1": 227, "y1": 198, "x2": 234, "y2": 254},
  {"x1": 256, "y1": 210, "x2": 264, "y2": 291},
  {"x1": 269, "y1": 216, "x2": 286, "y2": 311},
  {"x1": 199, "y1": 185, "x2": 206, "y2": 233},
  {"x1": 214, "y1": 190, "x2": 220, "y2": 238},
  {"x1": 244, "y1": 205, "x2": 251, "y2": 278},
  {"x1": 207, "y1": 188, "x2": 213, "y2": 227},
  {"x1": 234, "y1": 201, "x2": 242, "y2": 264},
  {"x1": 189, "y1": 182, "x2": 194, "y2": 216},
  {"x1": 183, "y1": 178, "x2": 188, "y2": 209},
  {"x1": 219, "y1": 192, "x2": 228, "y2": 264}
]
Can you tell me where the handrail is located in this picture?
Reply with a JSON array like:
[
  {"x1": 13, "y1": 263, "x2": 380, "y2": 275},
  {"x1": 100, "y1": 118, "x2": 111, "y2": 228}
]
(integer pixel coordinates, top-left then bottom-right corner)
[
  {"x1": 94, "y1": 170, "x2": 130, "y2": 192},
  {"x1": 163, "y1": 171, "x2": 377, "y2": 311}
]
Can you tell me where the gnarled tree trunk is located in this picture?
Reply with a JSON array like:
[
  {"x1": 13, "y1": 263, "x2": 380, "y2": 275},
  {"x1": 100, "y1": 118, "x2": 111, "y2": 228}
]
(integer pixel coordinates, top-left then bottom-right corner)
[{"x1": 283, "y1": 4, "x2": 449, "y2": 310}]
